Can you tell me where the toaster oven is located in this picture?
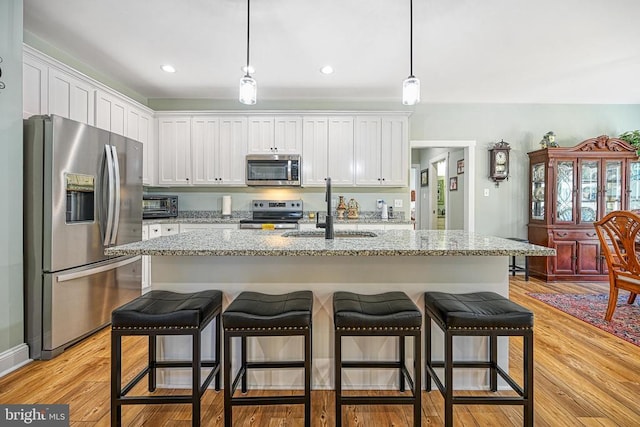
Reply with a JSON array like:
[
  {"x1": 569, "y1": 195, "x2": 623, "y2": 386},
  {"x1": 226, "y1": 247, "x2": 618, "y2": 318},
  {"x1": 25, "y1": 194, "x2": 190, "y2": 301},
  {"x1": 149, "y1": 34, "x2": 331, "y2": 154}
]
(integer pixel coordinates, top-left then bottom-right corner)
[{"x1": 142, "y1": 195, "x2": 178, "y2": 219}]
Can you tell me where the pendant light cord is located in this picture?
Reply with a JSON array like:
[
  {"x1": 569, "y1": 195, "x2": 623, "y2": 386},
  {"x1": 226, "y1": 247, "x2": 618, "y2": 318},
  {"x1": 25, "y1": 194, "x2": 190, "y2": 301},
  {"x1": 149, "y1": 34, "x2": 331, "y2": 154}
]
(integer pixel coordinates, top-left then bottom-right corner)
[
  {"x1": 409, "y1": 0, "x2": 413, "y2": 77},
  {"x1": 246, "y1": 0, "x2": 251, "y2": 76}
]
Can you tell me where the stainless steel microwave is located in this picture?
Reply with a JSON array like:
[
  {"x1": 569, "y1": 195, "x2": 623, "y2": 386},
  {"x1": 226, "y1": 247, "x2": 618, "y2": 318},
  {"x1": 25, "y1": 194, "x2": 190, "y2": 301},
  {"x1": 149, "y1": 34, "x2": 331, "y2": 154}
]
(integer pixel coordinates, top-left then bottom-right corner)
[
  {"x1": 142, "y1": 195, "x2": 178, "y2": 218},
  {"x1": 246, "y1": 154, "x2": 301, "y2": 186}
]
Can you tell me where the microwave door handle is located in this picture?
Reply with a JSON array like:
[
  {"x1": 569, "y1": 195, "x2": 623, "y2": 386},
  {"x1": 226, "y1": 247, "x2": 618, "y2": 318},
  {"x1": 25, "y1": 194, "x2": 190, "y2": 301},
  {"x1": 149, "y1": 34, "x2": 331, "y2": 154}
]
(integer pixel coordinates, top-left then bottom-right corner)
[
  {"x1": 287, "y1": 160, "x2": 292, "y2": 181},
  {"x1": 103, "y1": 145, "x2": 115, "y2": 247},
  {"x1": 110, "y1": 145, "x2": 121, "y2": 245}
]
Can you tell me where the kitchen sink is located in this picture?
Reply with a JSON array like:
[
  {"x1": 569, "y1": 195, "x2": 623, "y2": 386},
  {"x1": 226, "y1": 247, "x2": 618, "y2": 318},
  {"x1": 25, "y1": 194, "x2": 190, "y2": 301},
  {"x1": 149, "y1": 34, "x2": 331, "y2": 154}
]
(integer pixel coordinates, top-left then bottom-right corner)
[{"x1": 281, "y1": 230, "x2": 378, "y2": 238}]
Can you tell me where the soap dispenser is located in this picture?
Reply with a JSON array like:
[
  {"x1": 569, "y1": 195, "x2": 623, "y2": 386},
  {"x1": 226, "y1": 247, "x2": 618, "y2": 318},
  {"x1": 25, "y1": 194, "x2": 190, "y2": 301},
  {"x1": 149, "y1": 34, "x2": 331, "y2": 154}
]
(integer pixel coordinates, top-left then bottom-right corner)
[{"x1": 381, "y1": 201, "x2": 388, "y2": 220}]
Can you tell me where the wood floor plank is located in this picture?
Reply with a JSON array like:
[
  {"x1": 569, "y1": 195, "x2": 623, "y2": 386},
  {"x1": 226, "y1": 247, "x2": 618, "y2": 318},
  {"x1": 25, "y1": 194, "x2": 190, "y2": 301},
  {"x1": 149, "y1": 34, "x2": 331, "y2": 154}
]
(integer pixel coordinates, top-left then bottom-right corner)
[{"x1": 2, "y1": 277, "x2": 640, "y2": 425}]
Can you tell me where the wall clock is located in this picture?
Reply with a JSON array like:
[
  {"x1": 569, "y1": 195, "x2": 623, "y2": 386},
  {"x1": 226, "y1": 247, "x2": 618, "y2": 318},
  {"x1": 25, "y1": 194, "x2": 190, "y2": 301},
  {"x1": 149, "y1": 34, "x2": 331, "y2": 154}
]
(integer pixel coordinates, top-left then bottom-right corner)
[{"x1": 489, "y1": 139, "x2": 510, "y2": 186}]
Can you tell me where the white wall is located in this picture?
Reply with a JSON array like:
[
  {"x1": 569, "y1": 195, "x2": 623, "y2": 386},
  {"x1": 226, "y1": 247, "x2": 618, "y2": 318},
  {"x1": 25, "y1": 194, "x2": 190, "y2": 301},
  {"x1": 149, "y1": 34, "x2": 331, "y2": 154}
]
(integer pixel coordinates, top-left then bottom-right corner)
[{"x1": 0, "y1": 0, "x2": 25, "y2": 366}]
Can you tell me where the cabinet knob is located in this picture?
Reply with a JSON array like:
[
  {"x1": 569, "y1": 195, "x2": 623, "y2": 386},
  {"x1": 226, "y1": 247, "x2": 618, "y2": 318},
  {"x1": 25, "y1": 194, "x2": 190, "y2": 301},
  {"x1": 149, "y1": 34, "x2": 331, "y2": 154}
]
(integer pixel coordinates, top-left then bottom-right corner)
[{"x1": 556, "y1": 232, "x2": 568, "y2": 237}]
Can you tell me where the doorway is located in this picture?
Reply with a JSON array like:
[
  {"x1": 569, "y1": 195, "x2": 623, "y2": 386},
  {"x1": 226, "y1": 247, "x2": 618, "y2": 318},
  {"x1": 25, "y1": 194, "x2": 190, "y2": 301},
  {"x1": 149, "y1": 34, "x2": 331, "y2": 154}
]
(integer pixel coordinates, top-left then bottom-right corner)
[
  {"x1": 410, "y1": 140, "x2": 476, "y2": 232},
  {"x1": 433, "y1": 159, "x2": 447, "y2": 230}
]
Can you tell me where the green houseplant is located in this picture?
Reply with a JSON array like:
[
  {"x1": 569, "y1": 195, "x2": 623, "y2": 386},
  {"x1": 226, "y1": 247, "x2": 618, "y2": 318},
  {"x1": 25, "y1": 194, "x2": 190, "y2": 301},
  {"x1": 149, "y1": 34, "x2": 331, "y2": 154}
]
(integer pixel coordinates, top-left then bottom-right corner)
[{"x1": 619, "y1": 130, "x2": 640, "y2": 156}]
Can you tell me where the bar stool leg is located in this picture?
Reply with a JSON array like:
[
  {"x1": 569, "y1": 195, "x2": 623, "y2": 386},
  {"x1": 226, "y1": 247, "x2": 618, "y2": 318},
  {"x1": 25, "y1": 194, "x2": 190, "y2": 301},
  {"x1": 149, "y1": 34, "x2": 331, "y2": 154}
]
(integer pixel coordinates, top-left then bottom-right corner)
[
  {"x1": 490, "y1": 334, "x2": 498, "y2": 392},
  {"x1": 241, "y1": 335, "x2": 248, "y2": 394},
  {"x1": 111, "y1": 331, "x2": 122, "y2": 427},
  {"x1": 335, "y1": 330, "x2": 342, "y2": 427},
  {"x1": 224, "y1": 332, "x2": 232, "y2": 427},
  {"x1": 399, "y1": 335, "x2": 406, "y2": 392},
  {"x1": 304, "y1": 328, "x2": 312, "y2": 427},
  {"x1": 525, "y1": 330, "x2": 534, "y2": 427},
  {"x1": 192, "y1": 329, "x2": 202, "y2": 427},
  {"x1": 424, "y1": 315, "x2": 432, "y2": 392},
  {"x1": 215, "y1": 314, "x2": 221, "y2": 391},
  {"x1": 149, "y1": 335, "x2": 156, "y2": 392},
  {"x1": 413, "y1": 331, "x2": 422, "y2": 427},
  {"x1": 444, "y1": 330, "x2": 453, "y2": 427}
]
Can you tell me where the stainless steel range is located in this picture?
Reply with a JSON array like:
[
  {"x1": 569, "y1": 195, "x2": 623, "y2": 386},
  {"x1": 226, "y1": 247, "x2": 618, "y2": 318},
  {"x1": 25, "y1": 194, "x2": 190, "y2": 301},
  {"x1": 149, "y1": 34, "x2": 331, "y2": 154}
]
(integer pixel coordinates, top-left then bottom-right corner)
[{"x1": 239, "y1": 199, "x2": 303, "y2": 230}]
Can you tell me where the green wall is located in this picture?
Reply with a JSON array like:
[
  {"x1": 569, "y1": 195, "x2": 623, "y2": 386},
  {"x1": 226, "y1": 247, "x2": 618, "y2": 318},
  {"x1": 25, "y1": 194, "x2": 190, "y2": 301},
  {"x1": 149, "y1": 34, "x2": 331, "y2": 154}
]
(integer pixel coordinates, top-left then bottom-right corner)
[{"x1": 0, "y1": 0, "x2": 24, "y2": 356}]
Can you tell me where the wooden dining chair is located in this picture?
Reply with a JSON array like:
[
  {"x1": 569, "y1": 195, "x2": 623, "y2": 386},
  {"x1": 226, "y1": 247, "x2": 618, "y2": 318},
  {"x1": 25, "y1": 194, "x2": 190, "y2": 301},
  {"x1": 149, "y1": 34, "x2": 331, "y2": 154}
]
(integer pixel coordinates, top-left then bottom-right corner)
[{"x1": 594, "y1": 210, "x2": 640, "y2": 321}]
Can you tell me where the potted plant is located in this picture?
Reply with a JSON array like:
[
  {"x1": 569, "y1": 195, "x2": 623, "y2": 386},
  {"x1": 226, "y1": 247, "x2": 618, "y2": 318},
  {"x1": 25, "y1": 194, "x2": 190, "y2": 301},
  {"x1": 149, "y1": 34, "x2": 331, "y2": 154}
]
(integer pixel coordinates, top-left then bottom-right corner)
[{"x1": 619, "y1": 130, "x2": 640, "y2": 156}]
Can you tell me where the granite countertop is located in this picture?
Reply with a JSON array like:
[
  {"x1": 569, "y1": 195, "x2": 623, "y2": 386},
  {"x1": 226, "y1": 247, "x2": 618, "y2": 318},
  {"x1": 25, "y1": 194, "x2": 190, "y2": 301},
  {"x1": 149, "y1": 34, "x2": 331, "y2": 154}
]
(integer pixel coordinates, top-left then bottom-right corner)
[
  {"x1": 143, "y1": 210, "x2": 412, "y2": 225},
  {"x1": 106, "y1": 229, "x2": 555, "y2": 257}
]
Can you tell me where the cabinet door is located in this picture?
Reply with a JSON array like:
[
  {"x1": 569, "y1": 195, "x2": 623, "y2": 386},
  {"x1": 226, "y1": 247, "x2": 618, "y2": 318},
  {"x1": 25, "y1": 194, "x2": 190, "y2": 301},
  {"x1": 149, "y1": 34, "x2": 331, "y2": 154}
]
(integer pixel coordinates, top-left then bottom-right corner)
[
  {"x1": 48, "y1": 68, "x2": 94, "y2": 125},
  {"x1": 553, "y1": 240, "x2": 576, "y2": 275},
  {"x1": 158, "y1": 117, "x2": 191, "y2": 185},
  {"x1": 247, "y1": 117, "x2": 275, "y2": 153},
  {"x1": 355, "y1": 117, "x2": 382, "y2": 185},
  {"x1": 219, "y1": 117, "x2": 248, "y2": 185},
  {"x1": 380, "y1": 116, "x2": 408, "y2": 186},
  {"x1": 95, "y1": 90, "x2": 126, "y2": 135},
  {"x1": 603, "y1": 160, "x2": 623, "y2": 216},
  {"x1": 23, "y1": 54, "x2": 48, "y2": 119},
  {"x1": 328, "y1": 117, "x2": 355, "y2": 186},
  {"x1": 578, "y1": 160, "x2": 598, "y2": 223},
  {"x1": 274, "y1": 116, "x2": 302, "y2": 153},
  {"x1": 555, "y1": 160, "x2": 576, "y2": 223},
  {"x1": 191, "y1": 116, "x2": 220, "y2": 185},
  {"x1": 576, "y1": 240, "x2": 601, "y2": 275},
  {"x1": 127, "y1": 109, "x2": 154, "y2": 185},
  {"x1": 627, "y1": 160, "x2": 640, "y2": 210},
  {"x1": 302, "y1": 117, "x2": 329, "y2": 186}
]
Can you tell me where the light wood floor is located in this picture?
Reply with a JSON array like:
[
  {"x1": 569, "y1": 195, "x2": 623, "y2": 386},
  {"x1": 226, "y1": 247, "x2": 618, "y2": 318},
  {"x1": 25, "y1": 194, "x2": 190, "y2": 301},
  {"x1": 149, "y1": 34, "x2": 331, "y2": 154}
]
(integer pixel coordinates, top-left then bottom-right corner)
[{"x1": 2, "y1": 277, "x2": 640, "y2": 426}]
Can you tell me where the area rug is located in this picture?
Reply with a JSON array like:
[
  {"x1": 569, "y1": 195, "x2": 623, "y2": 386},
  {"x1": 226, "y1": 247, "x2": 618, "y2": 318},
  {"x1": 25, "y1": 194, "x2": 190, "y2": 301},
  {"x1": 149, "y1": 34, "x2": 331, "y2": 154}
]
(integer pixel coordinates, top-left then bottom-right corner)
[{"x1": 527, "y1": 292, "x2": 640, "y2": 347}]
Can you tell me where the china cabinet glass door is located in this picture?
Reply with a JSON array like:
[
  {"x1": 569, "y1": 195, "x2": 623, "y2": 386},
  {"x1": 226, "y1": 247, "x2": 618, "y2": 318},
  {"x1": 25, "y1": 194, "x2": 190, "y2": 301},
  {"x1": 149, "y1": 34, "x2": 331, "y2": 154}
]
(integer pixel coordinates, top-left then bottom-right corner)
[
  {"x1": 580, "y1": 160, "x2": 598, "y2": 222},
  {"x1": 604, "y1": 161, "x2": 622, "y2": 215},
  {"x1": 531, "y1": 162, "x2": 545, "y2": 220},
  {"x1": 556, "y1": 161, "x2": 575, "y2": 222},
  {"x1": 628, "y1": 161, "x2": 640, "y2": 211}
]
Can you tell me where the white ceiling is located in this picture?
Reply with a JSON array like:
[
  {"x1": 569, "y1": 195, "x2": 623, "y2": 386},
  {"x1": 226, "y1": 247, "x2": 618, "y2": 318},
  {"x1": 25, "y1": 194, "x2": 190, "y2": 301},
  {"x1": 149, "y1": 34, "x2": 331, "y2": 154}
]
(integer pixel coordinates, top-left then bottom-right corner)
[{"x1": 23, "y1": 0, "x2": 640, "y2": 104}]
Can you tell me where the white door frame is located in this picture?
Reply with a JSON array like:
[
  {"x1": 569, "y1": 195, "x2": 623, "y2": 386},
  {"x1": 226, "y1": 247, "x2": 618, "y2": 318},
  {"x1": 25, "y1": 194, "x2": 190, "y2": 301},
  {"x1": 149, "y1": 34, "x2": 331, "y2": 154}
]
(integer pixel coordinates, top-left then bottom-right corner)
[{"x1": 410, "y1": 140, "x2": 476, "y2": 232}]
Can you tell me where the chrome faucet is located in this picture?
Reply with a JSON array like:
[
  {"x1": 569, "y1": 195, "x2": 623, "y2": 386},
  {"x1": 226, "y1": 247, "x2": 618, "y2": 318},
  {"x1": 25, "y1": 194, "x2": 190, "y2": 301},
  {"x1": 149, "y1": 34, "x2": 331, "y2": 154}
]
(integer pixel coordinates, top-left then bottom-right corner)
[{"x1": 316, "y1": 177, "x2": 335, "y2": 239}]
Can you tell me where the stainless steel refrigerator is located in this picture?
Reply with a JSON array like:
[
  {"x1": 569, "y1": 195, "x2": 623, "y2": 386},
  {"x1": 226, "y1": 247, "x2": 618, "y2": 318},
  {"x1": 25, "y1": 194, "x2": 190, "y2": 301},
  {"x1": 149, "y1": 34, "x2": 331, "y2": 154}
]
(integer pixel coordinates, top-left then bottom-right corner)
[{"x1": 24, "y1": 115, "x2": 143, "y2": 359}]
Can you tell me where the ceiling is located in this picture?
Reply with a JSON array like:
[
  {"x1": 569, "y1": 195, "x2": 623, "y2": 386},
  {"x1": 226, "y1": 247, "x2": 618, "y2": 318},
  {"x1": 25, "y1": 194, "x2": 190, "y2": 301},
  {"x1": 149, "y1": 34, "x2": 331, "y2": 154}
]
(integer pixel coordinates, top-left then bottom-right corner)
[{"x1": 23, "y1": 0, "x2": 640, "y2": 104}]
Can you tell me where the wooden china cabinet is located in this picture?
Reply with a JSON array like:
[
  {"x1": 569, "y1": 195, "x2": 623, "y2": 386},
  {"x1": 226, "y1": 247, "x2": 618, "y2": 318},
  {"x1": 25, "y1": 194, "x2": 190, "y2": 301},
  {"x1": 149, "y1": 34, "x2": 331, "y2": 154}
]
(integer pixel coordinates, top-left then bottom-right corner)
[{"x1": 528, "y1": 135, "x2": 640, "y2": 281}]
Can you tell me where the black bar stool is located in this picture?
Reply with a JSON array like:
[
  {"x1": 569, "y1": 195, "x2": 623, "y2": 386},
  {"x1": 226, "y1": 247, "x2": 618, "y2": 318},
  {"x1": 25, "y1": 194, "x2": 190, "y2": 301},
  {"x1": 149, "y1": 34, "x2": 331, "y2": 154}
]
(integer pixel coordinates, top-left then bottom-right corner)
[
  {"x1": 333, "y1": 291, "x2": 422, "y2": 427},
  {"x1": 424, "y1": 291, "x2": 534, "y2": 427},
  {"x1": 111, "y1": 290, "x2": 222, "y2": 427},
  {"x1": 222, "y1": 291, "x2": 313, "y2": 427}
]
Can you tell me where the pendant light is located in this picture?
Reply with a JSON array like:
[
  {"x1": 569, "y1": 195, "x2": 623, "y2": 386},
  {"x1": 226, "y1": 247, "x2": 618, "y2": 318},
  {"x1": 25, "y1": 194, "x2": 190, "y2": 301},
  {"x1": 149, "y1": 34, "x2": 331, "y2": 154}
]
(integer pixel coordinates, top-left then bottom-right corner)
[
  {"x1": 239, "y1": 0, "x2": 257, "y2": 105},
  {"x1": 402, "y1": 0, "x2": 420, "y2": 105}
]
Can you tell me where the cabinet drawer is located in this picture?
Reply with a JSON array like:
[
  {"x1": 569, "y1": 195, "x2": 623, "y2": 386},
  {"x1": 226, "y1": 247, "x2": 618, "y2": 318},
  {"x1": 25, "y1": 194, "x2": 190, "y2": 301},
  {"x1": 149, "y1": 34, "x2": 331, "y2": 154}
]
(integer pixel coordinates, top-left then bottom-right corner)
[
  {"x1": 160, "y1": 224, "x2": 179, "y2": 236},
  {"x1": 552, "y1": 229, "x2": 598, "y2": 241}
]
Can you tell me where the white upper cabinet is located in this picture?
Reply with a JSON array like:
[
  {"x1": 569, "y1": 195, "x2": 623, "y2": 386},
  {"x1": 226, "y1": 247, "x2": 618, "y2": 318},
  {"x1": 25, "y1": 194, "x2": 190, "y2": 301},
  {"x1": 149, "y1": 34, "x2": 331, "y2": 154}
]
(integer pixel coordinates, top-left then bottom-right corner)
[
  {"x1": 327, "y1": 117, "x2": 355, "y2": 186},
  {"x1": 157, "y1": 117, "x2": 191, "y2": 186},
  {"x1": 126, "y1": 108, "x2": 154, "y2": 186},
  {"x1": 23, "y1": 54, "x2": 48, "y2": 119},
  {"x1": 302, "y1": 117, "x2": 354, "y2": 186},
  {"x1": 248, "y1": 116, "x2": 302, "y2": 154},
  {"x1": 95, "y1": 90, "x2": 126, "y2": 135},
  {"x1": 191, "y1": 116, "x2": 220, "y2": 185},
  {"x1": 218, "y1": 117, "x2": 248, "y2": 185},
  {"x1": 355, "y1": 116, "x2": 408, "y2": 186},
  {"x1": 48, "y1": 67, "x2": 94, "y2": 125}
]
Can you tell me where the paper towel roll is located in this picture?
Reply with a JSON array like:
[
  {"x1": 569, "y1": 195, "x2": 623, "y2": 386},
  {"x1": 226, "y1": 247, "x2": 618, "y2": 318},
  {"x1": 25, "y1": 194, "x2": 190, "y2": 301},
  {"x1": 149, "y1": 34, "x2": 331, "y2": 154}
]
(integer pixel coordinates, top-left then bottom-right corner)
[{"x1": 222, "y1": 195, "x2": 232, "y2": 217}]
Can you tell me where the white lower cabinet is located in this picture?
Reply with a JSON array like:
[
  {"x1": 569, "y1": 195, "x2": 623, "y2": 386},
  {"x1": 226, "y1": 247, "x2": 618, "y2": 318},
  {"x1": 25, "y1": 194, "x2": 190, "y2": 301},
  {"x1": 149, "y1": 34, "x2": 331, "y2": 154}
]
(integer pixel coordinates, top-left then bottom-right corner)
[{"x1": 179, "y1": 224, "x2": 238, "y2": 233}]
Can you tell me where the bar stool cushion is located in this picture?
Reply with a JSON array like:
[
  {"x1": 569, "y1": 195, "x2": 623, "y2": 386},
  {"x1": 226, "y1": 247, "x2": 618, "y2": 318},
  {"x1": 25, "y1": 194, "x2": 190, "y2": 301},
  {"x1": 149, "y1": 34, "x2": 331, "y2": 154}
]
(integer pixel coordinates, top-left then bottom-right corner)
[
  {"x1": 424, "y1": 291, "x2": 533, "y2": 329},
  {"x1": 112, "y1": 290, "x2": 222, "y2": 329},
  {"x1": 333, "y1": 291, "x2": 422, "y2": 329},
  {"x1": 222, "y1": 291, "x2": 313, "y2": 329}
]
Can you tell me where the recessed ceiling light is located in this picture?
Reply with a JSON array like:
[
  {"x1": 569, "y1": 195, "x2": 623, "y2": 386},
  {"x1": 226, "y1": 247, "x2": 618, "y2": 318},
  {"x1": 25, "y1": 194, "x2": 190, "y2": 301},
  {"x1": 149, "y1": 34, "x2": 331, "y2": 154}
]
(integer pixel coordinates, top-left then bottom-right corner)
[
  {"x1": 161, "y1": 64, "x2": 176, "y2": 73},
  {"x1": 320, "y1": 65, "x2": 334, "y2": 75},
  {"x1": 242, "y1": 65, "x2": 255, "y2": 74}
]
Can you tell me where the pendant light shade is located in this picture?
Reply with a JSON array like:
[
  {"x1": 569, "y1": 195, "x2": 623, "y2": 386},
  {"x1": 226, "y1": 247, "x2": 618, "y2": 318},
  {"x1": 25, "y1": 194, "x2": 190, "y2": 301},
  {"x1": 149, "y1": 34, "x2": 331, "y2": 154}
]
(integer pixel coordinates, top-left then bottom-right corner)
[
  {"x1": 402, "y1": 0, "x2": 420, "y2": 105},
  {"x1": 239, "y1": 0, "x2": 256, "y2": 105},
  {"x1": 402, "y1": 76, "x2": 420, "y2": 105},
  {"x1": 239, "y1": 74, "x2": 257, "y2": 105}
]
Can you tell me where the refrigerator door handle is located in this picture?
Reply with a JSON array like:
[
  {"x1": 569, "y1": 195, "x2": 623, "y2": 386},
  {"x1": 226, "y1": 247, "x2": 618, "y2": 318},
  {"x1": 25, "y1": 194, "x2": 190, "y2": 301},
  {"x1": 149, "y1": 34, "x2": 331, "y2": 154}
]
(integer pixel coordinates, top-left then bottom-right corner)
[
  {"x1": 110, "y1": 145, "x2": 121, "y2": 245},
  {"x1": 56, "y1": 256, "x2": 142, "y2": 282},
  {"x1": 103, "y1": 145, "x2": 115, "y2": 247}
]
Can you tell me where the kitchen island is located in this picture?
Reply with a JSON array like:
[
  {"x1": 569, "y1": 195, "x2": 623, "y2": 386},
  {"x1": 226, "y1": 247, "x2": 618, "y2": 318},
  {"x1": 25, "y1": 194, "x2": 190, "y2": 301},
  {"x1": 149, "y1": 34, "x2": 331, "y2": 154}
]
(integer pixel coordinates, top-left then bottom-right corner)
[{"x1": 106, "y1": 229, "x2": 554, "y2": 390}]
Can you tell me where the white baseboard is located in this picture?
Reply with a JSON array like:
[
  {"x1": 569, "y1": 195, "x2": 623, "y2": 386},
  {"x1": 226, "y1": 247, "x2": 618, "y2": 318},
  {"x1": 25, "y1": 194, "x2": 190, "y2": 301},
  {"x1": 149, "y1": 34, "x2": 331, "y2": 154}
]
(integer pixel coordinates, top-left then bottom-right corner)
[{"x1": 0, "y1": 344, "x2": 31, "y2": 378}]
